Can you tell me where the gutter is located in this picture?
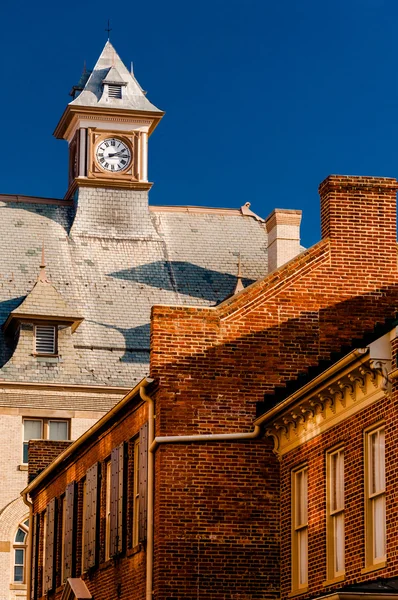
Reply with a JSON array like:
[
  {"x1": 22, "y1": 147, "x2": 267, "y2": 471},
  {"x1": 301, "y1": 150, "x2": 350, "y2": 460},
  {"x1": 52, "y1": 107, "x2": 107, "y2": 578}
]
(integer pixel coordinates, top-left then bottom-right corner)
[
  {"x1": 22, "y1": 492, "x2": 33, "y2": 600},
  {"x1": 254, "y1": 348, "x2": 369, "y2": 427},
  {"x1": 139, "y1": 385, "x2": 261, "y2": 600},
  {"x1": 22, "y1": 377, "x2": 153, "y2": 497}
]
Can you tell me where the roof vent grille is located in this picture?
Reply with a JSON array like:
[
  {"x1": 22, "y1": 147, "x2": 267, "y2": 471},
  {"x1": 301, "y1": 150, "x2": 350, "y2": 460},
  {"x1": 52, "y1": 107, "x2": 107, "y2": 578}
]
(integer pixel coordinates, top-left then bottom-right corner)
[
  {"x1": 108, "y1": 84, "x2": 122, "y2": 99},
  {"x1": 35, "y1": 325, "x2": 56, "y2": 355}
]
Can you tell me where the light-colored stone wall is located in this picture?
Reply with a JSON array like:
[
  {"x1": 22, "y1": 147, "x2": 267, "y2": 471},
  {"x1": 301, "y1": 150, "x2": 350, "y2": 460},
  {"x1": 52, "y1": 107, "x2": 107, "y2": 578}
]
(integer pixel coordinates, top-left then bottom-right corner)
[
  {"x1": 265, "y1": 209, "x2": 302, "y2": 272},
  {"x1": 0, "y1": 406, "x2": 108, "y2": 600},
  {"x1": 71, "y1": 187, "x2": 160, "y2": 239}
]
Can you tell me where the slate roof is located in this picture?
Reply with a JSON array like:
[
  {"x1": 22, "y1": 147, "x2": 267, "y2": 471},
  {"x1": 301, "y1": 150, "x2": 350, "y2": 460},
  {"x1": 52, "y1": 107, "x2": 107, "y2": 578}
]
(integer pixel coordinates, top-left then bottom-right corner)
[
  {"x1": 0, "y1": 197, "x2": 268, "y2": 388},
  {"x1": 6, "y1": 267, "x2": 82, "y2": 325},
  {"x1": 70, "y1": 41, "x2": 162, "y2": 113}
]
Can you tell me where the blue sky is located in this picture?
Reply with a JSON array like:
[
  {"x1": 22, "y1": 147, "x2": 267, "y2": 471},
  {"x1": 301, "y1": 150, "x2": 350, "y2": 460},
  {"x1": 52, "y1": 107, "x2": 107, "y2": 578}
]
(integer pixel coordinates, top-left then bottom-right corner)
[{"x1": 0, "y1": 0, "x2": 396, "y2": 247}]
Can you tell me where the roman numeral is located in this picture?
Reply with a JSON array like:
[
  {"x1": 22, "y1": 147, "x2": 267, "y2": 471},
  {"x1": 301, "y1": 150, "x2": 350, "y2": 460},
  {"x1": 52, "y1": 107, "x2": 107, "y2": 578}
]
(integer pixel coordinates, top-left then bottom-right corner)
[
  {"x1": 111, "y1": 140, "x2": 115, "y2": 146},
  {"x1": 105, "y1": 142, "x2": 109, "y2": 148},
  {"x1": 105, "y1": 162, "x2": 109, "y2": 168},
  {"x1": 121, "y1": 159, "x2": 127, "y2": 165},
  {"x1": 111, "y1": 164, "x2": 115, "y2": 171}
]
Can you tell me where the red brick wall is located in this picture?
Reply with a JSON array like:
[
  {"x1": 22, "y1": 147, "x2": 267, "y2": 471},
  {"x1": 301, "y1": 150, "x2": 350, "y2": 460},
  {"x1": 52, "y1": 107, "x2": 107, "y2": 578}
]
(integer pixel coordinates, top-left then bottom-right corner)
[
  {"x1": 30, "y1": 398, "x2": 148, "y2": 600},
  {"x1": 28, "y1": 440, "x2": 72, "y2": 482},
  {"x1": 149, "y1": 175, "x2": 398, "y2": 599},
  {"x1": 280, "y1": 386, "x2": 398, "y2": 599}
]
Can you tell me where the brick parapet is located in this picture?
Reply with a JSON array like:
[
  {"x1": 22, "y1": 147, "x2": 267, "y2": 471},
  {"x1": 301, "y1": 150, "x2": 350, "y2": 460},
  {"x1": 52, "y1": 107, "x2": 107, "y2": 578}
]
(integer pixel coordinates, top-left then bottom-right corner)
[
  {"x1": 319, "y1": 175, "x2": 398, "y2": 268},
  {"x1": 28, "y1": 440, "x2": 72, "y2": 482}
]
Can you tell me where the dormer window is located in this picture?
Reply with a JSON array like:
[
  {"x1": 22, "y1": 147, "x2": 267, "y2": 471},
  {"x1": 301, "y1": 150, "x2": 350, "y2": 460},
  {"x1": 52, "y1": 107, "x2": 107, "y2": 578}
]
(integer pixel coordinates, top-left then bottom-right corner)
[
  {"x1": 108, "y1": 84, "x2": 122, "y2": 99},
  {"x1": 35, "y1": 325, "x2": 57, "y2": 355}
]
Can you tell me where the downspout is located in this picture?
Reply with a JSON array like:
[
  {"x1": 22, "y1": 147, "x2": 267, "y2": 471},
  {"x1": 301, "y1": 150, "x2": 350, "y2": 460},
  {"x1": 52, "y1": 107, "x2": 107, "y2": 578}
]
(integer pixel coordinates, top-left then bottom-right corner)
[
  {"x1": 139, "y1": 385, "x2": 261, "y2": 600},
  {"x1": 140, "y1": 385, "x2": 155, "y2": 600},
  {"x1": 22, "y1": 491, "x2": 33, "y2": 600}
]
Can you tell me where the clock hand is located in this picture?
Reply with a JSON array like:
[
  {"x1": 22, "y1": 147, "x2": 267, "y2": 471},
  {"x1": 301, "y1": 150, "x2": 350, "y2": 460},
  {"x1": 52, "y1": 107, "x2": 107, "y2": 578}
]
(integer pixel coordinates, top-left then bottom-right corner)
[{"x1": 107, "y1": 151, "x2": 129, "y2": 158}]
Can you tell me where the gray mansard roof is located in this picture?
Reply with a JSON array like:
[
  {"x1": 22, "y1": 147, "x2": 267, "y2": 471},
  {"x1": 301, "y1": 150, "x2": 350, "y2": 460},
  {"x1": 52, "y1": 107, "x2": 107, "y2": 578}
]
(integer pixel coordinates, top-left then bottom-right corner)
[{"x1": 0, "y1": 195, "x2": 268, "y2": 387}]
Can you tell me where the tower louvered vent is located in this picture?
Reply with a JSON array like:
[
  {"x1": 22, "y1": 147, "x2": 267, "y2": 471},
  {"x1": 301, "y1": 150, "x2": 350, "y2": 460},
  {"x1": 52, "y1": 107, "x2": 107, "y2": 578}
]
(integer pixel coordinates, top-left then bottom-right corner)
[
  {"x1": 108, "y1": 84, "x2": 122, "y2": 99},
  {"x1": 35, "y1": 326, "x2": 56, "y2": 354}
]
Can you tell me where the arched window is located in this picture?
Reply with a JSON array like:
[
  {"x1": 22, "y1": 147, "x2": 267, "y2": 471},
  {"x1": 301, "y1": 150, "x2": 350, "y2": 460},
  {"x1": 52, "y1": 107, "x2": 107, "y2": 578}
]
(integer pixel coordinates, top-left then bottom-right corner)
[{"x1": 13, "y1": 519, "x2": 29, "y2": 583}]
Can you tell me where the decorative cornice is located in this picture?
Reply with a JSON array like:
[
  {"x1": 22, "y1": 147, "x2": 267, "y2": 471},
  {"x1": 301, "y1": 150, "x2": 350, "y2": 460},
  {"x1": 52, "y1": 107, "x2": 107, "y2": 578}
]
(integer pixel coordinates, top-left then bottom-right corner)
[
  {"x1": 54, "y1": 105, "x2": 164, "y2": 140},
  {"x1": 265, "y1": 359, "x2": 390, "y2": 456}
]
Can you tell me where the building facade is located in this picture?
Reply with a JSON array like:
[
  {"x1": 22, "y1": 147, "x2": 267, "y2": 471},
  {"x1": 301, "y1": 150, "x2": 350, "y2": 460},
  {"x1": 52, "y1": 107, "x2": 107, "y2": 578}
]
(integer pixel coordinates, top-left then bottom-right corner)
[
  {"x1": 0, "y1": 41, "x2": 301, "y2": 600},
  {"x1": 24, "y1": 173, "x2": 398, "y2": 599}
]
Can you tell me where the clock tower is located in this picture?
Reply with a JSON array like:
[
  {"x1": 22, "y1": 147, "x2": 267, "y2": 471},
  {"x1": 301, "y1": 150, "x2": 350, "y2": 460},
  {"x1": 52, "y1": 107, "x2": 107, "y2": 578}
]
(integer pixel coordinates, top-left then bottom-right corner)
[{"x1": 54, "y1": 41, "x2": 164, "y2": 238}]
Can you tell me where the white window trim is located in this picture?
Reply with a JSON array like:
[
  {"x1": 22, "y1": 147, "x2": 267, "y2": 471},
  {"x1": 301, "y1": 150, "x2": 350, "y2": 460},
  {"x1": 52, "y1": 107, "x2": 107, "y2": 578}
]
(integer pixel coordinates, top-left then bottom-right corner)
[
  {"x1": 363, "y1": 423, "x2": 386, "y2": 570},
  {"x1": 291, "y1": 465, "x2": 308, "y2": 593},
  {"x1": 326, "y1": 447, "x2": 345, "y2": 582},
  {"x1": 13, "y1": 520, "x2": 29, "y2": 584},
  {"x1": 22, "y1": 418, "x2": 70, "y2": 464}
]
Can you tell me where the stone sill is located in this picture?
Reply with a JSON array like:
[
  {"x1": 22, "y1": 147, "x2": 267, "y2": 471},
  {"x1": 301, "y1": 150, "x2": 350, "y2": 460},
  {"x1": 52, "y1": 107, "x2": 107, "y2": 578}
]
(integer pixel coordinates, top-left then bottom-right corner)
[
  {"x1": 323, "y1": 574, "x2": 345, "y2": 587},
  {"x1": 9, "y1": 584, "x2": 27, "y2": 590},
  {"x1": 18, "y1": 464, "x2": 28, "y2": 471},
  {"x1": 360, "y1": 560, "x2": 386, "y2": 575}
]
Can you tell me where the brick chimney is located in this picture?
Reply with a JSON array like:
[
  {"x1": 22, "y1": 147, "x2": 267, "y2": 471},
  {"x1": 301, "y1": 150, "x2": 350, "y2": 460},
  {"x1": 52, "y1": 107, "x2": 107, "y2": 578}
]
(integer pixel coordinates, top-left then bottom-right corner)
[
  {"x1": 265, "y1": 209, "x2": 302, "y2": 272},
  {"x1": 319, "y1": 175, "x2": 398, "y2": 269}
]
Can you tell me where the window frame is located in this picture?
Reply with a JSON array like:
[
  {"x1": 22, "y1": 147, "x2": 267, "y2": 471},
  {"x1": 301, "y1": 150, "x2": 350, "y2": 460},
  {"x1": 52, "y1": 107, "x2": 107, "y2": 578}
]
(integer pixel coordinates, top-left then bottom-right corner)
[
  {"x1": 291, "y1": 465, "x2": 308, "y2": 593},
  {"x1": 13, "y1": 520, "x2": 29, "y2": 584},
  {"x1": 34, "y1": 324, "x2": 58, "y2": 356},
  {"x1": 326, "y1": 446, "x2": 345, "y2": 581},
  {"x1": 22, "y1": 418, "x2": 70, "y2": 464},
  {"x1": 364, "y1": 423, "x2": 386, "y2": 569}
]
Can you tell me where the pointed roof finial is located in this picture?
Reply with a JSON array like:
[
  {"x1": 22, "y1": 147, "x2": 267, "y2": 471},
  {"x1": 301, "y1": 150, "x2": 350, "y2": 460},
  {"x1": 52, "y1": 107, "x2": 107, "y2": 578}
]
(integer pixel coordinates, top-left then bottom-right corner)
[
  {"x1": 105, "y1": 19, "x2": 112, "y2": 41},
  {"x1": 233, "y1": 252, "x2": 245, "y2": 295},
  {"x1": 38, "y1": 242, "x2": 49, "y2": 283}
]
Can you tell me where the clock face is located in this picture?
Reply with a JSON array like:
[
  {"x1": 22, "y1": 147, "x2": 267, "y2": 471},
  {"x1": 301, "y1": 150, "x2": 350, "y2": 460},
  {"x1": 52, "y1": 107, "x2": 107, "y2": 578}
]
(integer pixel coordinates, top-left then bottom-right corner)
[{"x1": 95, "y1": 138, "x2": 131, "y2": 172}]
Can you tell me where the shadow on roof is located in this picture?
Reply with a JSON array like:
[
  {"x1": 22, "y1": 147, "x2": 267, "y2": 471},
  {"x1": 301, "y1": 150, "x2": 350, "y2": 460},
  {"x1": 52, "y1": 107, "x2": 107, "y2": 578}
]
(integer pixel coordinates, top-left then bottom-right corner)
[
  {"x1": 85, "y1": 320, "x2": 150, "y2": 364},
  {"x1": 0, "y1": 202, "x2": 73, "y2": 233},
  {"x1": 108, "y1": 261, "x2": 255, "y2": 304}
]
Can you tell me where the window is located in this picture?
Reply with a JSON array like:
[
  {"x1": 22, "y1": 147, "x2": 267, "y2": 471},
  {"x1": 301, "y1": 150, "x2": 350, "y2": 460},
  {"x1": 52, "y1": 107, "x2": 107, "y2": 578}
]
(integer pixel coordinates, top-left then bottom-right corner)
[
  {"x1": 365, "y1": 425, "x2": 386, "y2": 567},
  {"x1": 35, "y1": 325, "x2": 57, "y2": 355},
  {"x1": 292, "y1": 466, "x2": 308, "y2": 591},
  {"x1": 13, "y1": 519, "x2": 29, "y2": 583},
  {"x1": 132, "y1": 438, "x2": 140, "y2": 547},
  {"x1": 326, "y1": 447, "x2": 344, "y2": 580},
  {"x1": 22, "y1": 418, "x2": 69, "y2": 463}
]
